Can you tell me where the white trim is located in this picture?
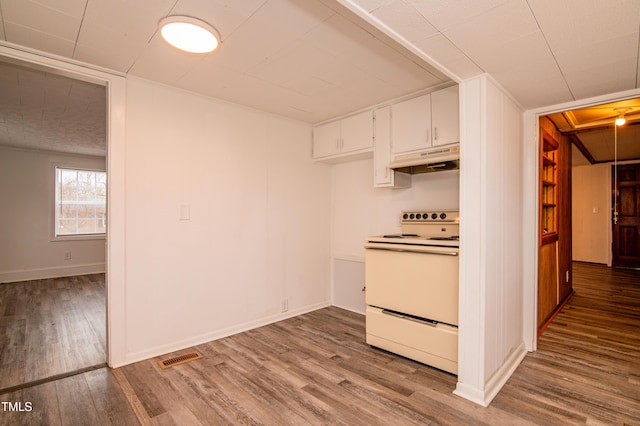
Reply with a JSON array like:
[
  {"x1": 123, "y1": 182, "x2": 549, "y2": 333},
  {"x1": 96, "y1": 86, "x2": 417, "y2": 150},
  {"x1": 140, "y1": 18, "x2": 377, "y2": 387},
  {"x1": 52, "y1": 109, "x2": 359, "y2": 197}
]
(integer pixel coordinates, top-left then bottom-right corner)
[
  {"x1": 0, "y1": 44, "x2": 127, "y2": 368},
  {"x1": 120, "y1": 301, "x2": 332, "y2": 367},
  {"x1": 0, "y1": 263, "x2": 106, "y2": 284},
  {"x1": 522, "y1": 87, "x2": 640, "y2": 352},
  {"x1": 453, "y1": 342, "x2": 527, "y2": 407}
]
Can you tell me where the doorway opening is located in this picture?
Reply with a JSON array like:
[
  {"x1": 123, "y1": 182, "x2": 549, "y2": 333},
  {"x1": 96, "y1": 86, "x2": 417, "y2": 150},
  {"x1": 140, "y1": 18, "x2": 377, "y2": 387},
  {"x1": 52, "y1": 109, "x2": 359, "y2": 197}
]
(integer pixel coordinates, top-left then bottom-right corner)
[
  {"x1": 536, "y1": 98, "x2": 640, "y2": 333},
  {"x1": 0, "y1": 56, "x2": 108, "y2": 392}
]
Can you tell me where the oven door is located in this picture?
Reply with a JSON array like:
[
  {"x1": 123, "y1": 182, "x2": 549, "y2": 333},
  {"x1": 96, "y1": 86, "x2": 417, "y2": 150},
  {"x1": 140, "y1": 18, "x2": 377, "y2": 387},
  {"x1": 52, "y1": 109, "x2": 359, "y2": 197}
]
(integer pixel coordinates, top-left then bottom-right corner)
[{"x1": 365, "y1": 242, "x2": 459, "y2": 326}]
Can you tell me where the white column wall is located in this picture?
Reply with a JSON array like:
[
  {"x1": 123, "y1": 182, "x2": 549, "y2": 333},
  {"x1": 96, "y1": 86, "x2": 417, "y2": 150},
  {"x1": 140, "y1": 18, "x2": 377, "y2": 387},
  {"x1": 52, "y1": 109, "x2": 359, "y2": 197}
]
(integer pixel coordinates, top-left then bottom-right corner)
[{"x1": 455, "y1": 75, "x2": 527, "y2": 406}]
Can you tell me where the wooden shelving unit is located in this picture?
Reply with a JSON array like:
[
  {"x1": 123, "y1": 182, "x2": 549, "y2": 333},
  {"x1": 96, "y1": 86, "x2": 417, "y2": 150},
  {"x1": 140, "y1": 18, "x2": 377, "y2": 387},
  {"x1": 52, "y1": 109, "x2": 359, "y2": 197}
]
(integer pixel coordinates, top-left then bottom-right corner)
[
  {"x1": 540, "y1": 131, "x2": 558, "y2": 245},
  {"x1": 537, "y1": 120, "x2": 572, "y2": 332}
]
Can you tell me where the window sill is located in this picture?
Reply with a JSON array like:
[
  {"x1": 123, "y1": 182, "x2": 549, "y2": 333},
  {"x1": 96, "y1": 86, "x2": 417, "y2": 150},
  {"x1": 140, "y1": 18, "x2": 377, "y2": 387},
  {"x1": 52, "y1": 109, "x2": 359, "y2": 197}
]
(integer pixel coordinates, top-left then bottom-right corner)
[{"x1": 51, "y1": 234, "x2": 106, "y2": 242}]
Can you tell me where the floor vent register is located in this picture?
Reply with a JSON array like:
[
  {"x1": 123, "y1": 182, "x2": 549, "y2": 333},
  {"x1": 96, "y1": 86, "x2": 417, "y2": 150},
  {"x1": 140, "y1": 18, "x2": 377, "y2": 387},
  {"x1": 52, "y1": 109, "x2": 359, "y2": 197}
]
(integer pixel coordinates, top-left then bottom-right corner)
[{"x1": 158, "y1": 351, "x2": 203, "y2": 369}]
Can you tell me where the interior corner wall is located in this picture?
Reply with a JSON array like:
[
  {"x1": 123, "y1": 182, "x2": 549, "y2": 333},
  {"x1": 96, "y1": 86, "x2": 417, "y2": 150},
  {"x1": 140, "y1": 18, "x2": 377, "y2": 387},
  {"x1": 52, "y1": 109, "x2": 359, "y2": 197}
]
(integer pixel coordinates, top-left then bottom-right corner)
[
  {"x1": 123, "y1": 77, "x2": 332, "y2": 363},
  {"x1": 455, "y1": 75, "x2": 526, "y2": 407},
  {"x1": 572, "y1": 163, "x2": 611, "y2": 264},
  {"x1": 0, "y1": 146, "x2": 106, "y2": 283}
]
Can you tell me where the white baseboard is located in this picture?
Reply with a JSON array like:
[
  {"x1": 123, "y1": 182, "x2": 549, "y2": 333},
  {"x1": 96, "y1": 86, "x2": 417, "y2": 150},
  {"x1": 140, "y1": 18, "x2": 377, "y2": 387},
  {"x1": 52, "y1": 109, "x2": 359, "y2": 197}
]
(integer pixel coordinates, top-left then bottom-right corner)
[
  {"x1": 453, "y1": 342, "x2": 527, "y2": 407},
  {"x1": 118, "y1": 300, "x2": 332, "y2": 368},
  {"x1": 0, "y1": 263, "x2": 106, "y2": 283}
]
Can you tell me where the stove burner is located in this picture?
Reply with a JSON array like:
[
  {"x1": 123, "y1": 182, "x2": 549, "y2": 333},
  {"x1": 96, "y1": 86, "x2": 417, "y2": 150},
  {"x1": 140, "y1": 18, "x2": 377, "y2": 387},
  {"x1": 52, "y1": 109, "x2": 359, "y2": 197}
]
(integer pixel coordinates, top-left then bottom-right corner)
[
  {"x1": 383, "y1": 233, "x2": 419, "y2": 238},
  {"x1": 429, "y1": 236, "x2": 459, "y2": 241}
]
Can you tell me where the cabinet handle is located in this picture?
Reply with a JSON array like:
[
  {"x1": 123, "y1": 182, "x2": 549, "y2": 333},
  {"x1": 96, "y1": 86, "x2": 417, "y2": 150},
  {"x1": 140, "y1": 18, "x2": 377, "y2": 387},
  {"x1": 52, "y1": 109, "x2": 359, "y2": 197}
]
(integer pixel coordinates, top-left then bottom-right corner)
[{"x1": 434, "y1": 127, "x2": 438, "y2": 141}]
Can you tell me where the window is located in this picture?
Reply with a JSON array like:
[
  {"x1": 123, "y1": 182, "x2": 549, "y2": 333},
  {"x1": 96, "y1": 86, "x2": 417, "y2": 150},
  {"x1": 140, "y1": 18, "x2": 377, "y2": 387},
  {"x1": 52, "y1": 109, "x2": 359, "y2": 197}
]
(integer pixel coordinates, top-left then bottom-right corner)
[{"x1": 55, "y1": 167, "x2": 106, "y2": 237}]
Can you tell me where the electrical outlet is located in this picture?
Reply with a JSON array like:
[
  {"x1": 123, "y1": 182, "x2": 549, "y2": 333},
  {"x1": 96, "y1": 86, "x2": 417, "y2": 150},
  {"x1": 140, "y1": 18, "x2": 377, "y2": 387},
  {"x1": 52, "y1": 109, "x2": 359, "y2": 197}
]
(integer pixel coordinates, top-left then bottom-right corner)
[
  {"x1": 281, "y1": 299, "x2": 288, "y2": 313},
  {"x1": 64, "y1": 251, "x2": 72, "y2": 260}
]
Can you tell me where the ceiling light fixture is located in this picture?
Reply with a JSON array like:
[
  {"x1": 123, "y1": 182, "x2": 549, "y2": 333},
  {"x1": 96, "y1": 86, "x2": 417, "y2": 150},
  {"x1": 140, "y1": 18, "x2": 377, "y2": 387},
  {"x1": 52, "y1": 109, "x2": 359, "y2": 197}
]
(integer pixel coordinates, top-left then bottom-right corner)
[
  {"x1": 614, "y1": 108, "x2": 629, "y2": 126},
  {"x1": 159, "y1": 16, "x2": 220, "y2": 54}
]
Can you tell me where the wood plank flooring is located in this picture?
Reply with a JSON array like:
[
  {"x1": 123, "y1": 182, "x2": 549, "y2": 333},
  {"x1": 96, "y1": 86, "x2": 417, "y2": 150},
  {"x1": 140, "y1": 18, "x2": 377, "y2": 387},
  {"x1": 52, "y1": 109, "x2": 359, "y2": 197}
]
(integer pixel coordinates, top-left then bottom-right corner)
[
  {"x1": 0, "y1": 263, "x2": 638, "y2": 425},
  {"x1": 0, "y1": 274, "x2": 106, "y2": 391}
]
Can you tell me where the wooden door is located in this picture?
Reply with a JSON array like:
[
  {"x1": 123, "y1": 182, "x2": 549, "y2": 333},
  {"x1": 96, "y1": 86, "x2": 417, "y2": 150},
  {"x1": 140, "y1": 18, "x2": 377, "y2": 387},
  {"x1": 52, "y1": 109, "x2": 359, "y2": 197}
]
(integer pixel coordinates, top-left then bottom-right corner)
[{"x1": 613, "y1": 163, "x2": 640, "y2": 268}]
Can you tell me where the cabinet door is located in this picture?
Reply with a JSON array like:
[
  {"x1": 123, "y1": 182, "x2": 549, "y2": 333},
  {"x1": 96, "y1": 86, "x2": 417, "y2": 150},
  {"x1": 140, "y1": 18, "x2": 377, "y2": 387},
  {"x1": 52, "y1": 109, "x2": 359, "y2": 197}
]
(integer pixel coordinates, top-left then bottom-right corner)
[
  {"x1": 374, "y1": 107, "x2": 392, "y2": 186},
  {"x1": 391, "y1": 94, "x2": 431, "y2": 154},
  {"x1": 431, "y1": 86, "x2": 459, "y2": 147},
  {"x1": 312, "y1": 120, "x2": 341, "y2": 158},
  {"x1": 341, "y1": 110, "x2": 373, "y2": 153}
]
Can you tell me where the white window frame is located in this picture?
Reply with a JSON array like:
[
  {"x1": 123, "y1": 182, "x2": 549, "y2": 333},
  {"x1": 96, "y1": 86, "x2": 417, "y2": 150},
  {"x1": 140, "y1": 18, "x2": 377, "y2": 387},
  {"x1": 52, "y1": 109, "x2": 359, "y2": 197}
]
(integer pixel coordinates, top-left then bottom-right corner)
[{"x1": 52, "y1": 165, "x2": 107, "y2": 241}]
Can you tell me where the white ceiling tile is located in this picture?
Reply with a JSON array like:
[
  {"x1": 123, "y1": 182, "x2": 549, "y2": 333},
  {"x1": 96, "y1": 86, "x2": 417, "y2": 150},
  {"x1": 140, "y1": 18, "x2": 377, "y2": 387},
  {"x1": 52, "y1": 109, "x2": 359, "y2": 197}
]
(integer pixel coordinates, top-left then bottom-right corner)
[
  {"x1": 528, "y1": 0, "x2": 640, "y2": 52},
  {"x1": 371, "y1": 1, "x2": 438, "y2": 43},
  {"x1": 527, "y1": 0, "x2": 640, "y2": 100},
  {"x1": 246, "y1": 41, "x2": 336, "y2": 87},
  {"x1": 210, "y1": 18, "x2": 297, "y2": 73},
  {"x1": 169, "y1": 0, "x2": 267, "y2": 40},
  {"x1": 338, "y1": 37, "x2": 446, "y2": 91},
  {"x1": 128, "y1": 35, "x2": 206, "y2": 85},
  {"x1": 412, "y1": 34, "x2": 483, "y2": 80},
  {"x1": 302, "y1": 13, "x2": 373, "y2": 56},
  {"x1": 28, "y1": 0, "x2": 87, "y2": 19},
  {"x1": 1, "y1": 0, "x2": 81, "y2": 41},
  {"x1": 3, "y1": 22, "x2": 75, "y2": 57},
  {"x1": 284, "y1": 76, "x2": 334, "y2": 97},
  {"x1": 251, "y1": 0, "x2": 335, "y2": 38},
  {"x1": 443, "y1": 0, "x2": 539, "y2": 55},
  {"x1": 409, "y1": 0, "x2": 511, "y2": 31},
  {"x1": 73, "y1": 40, "x2": 139, "y2": 73},
  {"x1": 478, "y1": 32, "x2": 572, "y2": 108},
  {"x1": 75, "y1": 0, "x2": 174, "y2": 71},
  {"x1": 311, "y1": 58, "x2": 367, "y2": 86}
]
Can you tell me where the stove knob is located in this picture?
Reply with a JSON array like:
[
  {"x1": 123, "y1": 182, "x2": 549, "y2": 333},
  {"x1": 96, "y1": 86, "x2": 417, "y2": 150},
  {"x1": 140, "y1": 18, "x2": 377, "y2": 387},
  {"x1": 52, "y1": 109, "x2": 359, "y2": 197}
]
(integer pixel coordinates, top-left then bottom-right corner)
[
  {"x1": 440, "y1": 212, "x2": 447, "y2": 220},
  {"x1": 403, "y1": 213, "x2": 409, "y2": 220},
  {"x1": 409, "y1": 213, "x2": 415, "y2": 219},
  {"x1": 431, "y1": 213, "x2": 437, "y2": 220},
  {"x1": 416, "y1": 213, "x2": 422, "y2": 219}
]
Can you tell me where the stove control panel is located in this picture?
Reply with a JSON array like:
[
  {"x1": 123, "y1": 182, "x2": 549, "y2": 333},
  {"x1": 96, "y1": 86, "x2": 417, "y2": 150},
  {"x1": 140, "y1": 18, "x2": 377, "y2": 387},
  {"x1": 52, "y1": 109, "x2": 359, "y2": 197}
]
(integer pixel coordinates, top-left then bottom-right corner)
[{"x1": 401, "y1": 210, "x2": 460, "y2": 223}]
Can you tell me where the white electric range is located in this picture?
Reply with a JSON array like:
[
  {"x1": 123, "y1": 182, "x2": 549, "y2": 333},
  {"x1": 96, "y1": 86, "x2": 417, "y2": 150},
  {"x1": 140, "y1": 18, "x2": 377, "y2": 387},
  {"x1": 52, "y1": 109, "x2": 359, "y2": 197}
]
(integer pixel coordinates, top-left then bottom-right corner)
[{"x1": 364, "y1": 210, "x2": 460, "y2": 374}]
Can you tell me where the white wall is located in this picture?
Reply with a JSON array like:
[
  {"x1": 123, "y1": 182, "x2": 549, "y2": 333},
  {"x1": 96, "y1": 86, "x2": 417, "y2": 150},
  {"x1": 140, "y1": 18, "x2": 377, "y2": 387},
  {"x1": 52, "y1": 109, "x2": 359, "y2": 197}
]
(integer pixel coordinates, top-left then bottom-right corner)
[
  {"x1": 455, "y1": 75, "x2": 526, "y2": 407},
  {"x1": 123, "y1": 77, "x2": 332, "y2": 362},
  {"x1": 572, "y1": 163, "x2": 611, "y2": 264},
  {"x1": 0, "y1": 146, "x2": 106, "y2": 282},
  {"x1": 331, "y1": 158, "x2": 460, "y2": 313}
]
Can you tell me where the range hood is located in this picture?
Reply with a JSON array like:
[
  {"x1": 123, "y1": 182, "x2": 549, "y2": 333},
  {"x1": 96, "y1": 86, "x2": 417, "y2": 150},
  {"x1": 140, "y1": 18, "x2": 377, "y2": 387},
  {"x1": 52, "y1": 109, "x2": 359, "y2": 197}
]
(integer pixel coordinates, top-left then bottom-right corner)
[{"x1": 389, "y1": 145, "x2": 460, "y2": 174}]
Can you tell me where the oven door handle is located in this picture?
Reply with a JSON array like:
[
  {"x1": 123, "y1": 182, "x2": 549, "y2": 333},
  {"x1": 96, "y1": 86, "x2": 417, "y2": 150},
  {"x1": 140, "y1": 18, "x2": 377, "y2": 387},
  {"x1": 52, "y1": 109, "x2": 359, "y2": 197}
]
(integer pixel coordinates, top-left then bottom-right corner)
[{"x1": 365, "y1": 244, "x2": 458, "y2": 256}]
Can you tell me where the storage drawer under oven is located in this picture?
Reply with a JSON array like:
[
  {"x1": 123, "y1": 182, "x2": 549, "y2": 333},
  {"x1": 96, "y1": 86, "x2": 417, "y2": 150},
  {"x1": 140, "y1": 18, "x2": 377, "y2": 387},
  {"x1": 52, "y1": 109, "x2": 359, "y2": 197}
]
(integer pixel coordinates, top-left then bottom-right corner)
[
  {"x1": 366, "y1": 306, "x2": 458, "y2": 374},
  {"x1": 365, "y1": 243, "x2": 459, "y2": 326}
]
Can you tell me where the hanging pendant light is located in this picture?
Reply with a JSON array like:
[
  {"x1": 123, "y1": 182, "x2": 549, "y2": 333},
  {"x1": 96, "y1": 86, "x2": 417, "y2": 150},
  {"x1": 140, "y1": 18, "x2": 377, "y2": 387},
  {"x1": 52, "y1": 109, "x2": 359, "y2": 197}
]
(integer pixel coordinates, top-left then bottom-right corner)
[{"x1": 614, "y1": 108, "x2": 629, "y2": 126}]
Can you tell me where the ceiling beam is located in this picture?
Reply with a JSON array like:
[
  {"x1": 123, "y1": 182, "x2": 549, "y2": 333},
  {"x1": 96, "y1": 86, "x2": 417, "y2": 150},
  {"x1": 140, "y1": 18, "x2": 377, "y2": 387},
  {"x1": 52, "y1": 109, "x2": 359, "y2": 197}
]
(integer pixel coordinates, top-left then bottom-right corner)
[{"x1": 568, "y1": 133, "x2": 596, "y2": 165}]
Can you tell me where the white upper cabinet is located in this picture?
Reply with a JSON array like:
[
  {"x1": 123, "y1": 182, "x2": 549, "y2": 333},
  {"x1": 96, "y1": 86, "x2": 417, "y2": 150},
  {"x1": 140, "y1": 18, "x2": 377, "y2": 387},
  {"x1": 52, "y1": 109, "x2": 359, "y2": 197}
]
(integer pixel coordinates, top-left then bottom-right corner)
[
  {"x1": 431, "y1": 86, "x2": 459, "y2": 147},
  {"x1": 373, "y1": 106, "x2": 410, "y2": 188},
  {"x1": 313, "y1": 110, "x2": 373, "y2": 160},
  {"x1": 391, "y1": 86, "x2": 459, "y2": 155},
  {"x1": 312, "y1": 120, "x2": 341, "y2": 159},
  {"x1": 391, "y1": 94, "x2": 431, "y2": 155}
]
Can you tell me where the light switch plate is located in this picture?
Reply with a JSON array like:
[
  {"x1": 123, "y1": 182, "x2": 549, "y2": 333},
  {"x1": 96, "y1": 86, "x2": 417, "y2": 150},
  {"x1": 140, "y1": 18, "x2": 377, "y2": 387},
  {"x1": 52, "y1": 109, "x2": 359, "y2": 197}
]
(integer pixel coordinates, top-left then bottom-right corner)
[{"x1": 179, "y1": 204, "x2": 190, "y2": 221}]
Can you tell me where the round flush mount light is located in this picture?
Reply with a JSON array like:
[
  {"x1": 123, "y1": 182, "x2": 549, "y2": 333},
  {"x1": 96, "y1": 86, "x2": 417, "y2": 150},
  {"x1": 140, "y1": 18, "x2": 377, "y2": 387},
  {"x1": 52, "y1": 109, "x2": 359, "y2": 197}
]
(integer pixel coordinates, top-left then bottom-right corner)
[{"x1": 159, "y1": 16, "x2": 220, "y2": 54}]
